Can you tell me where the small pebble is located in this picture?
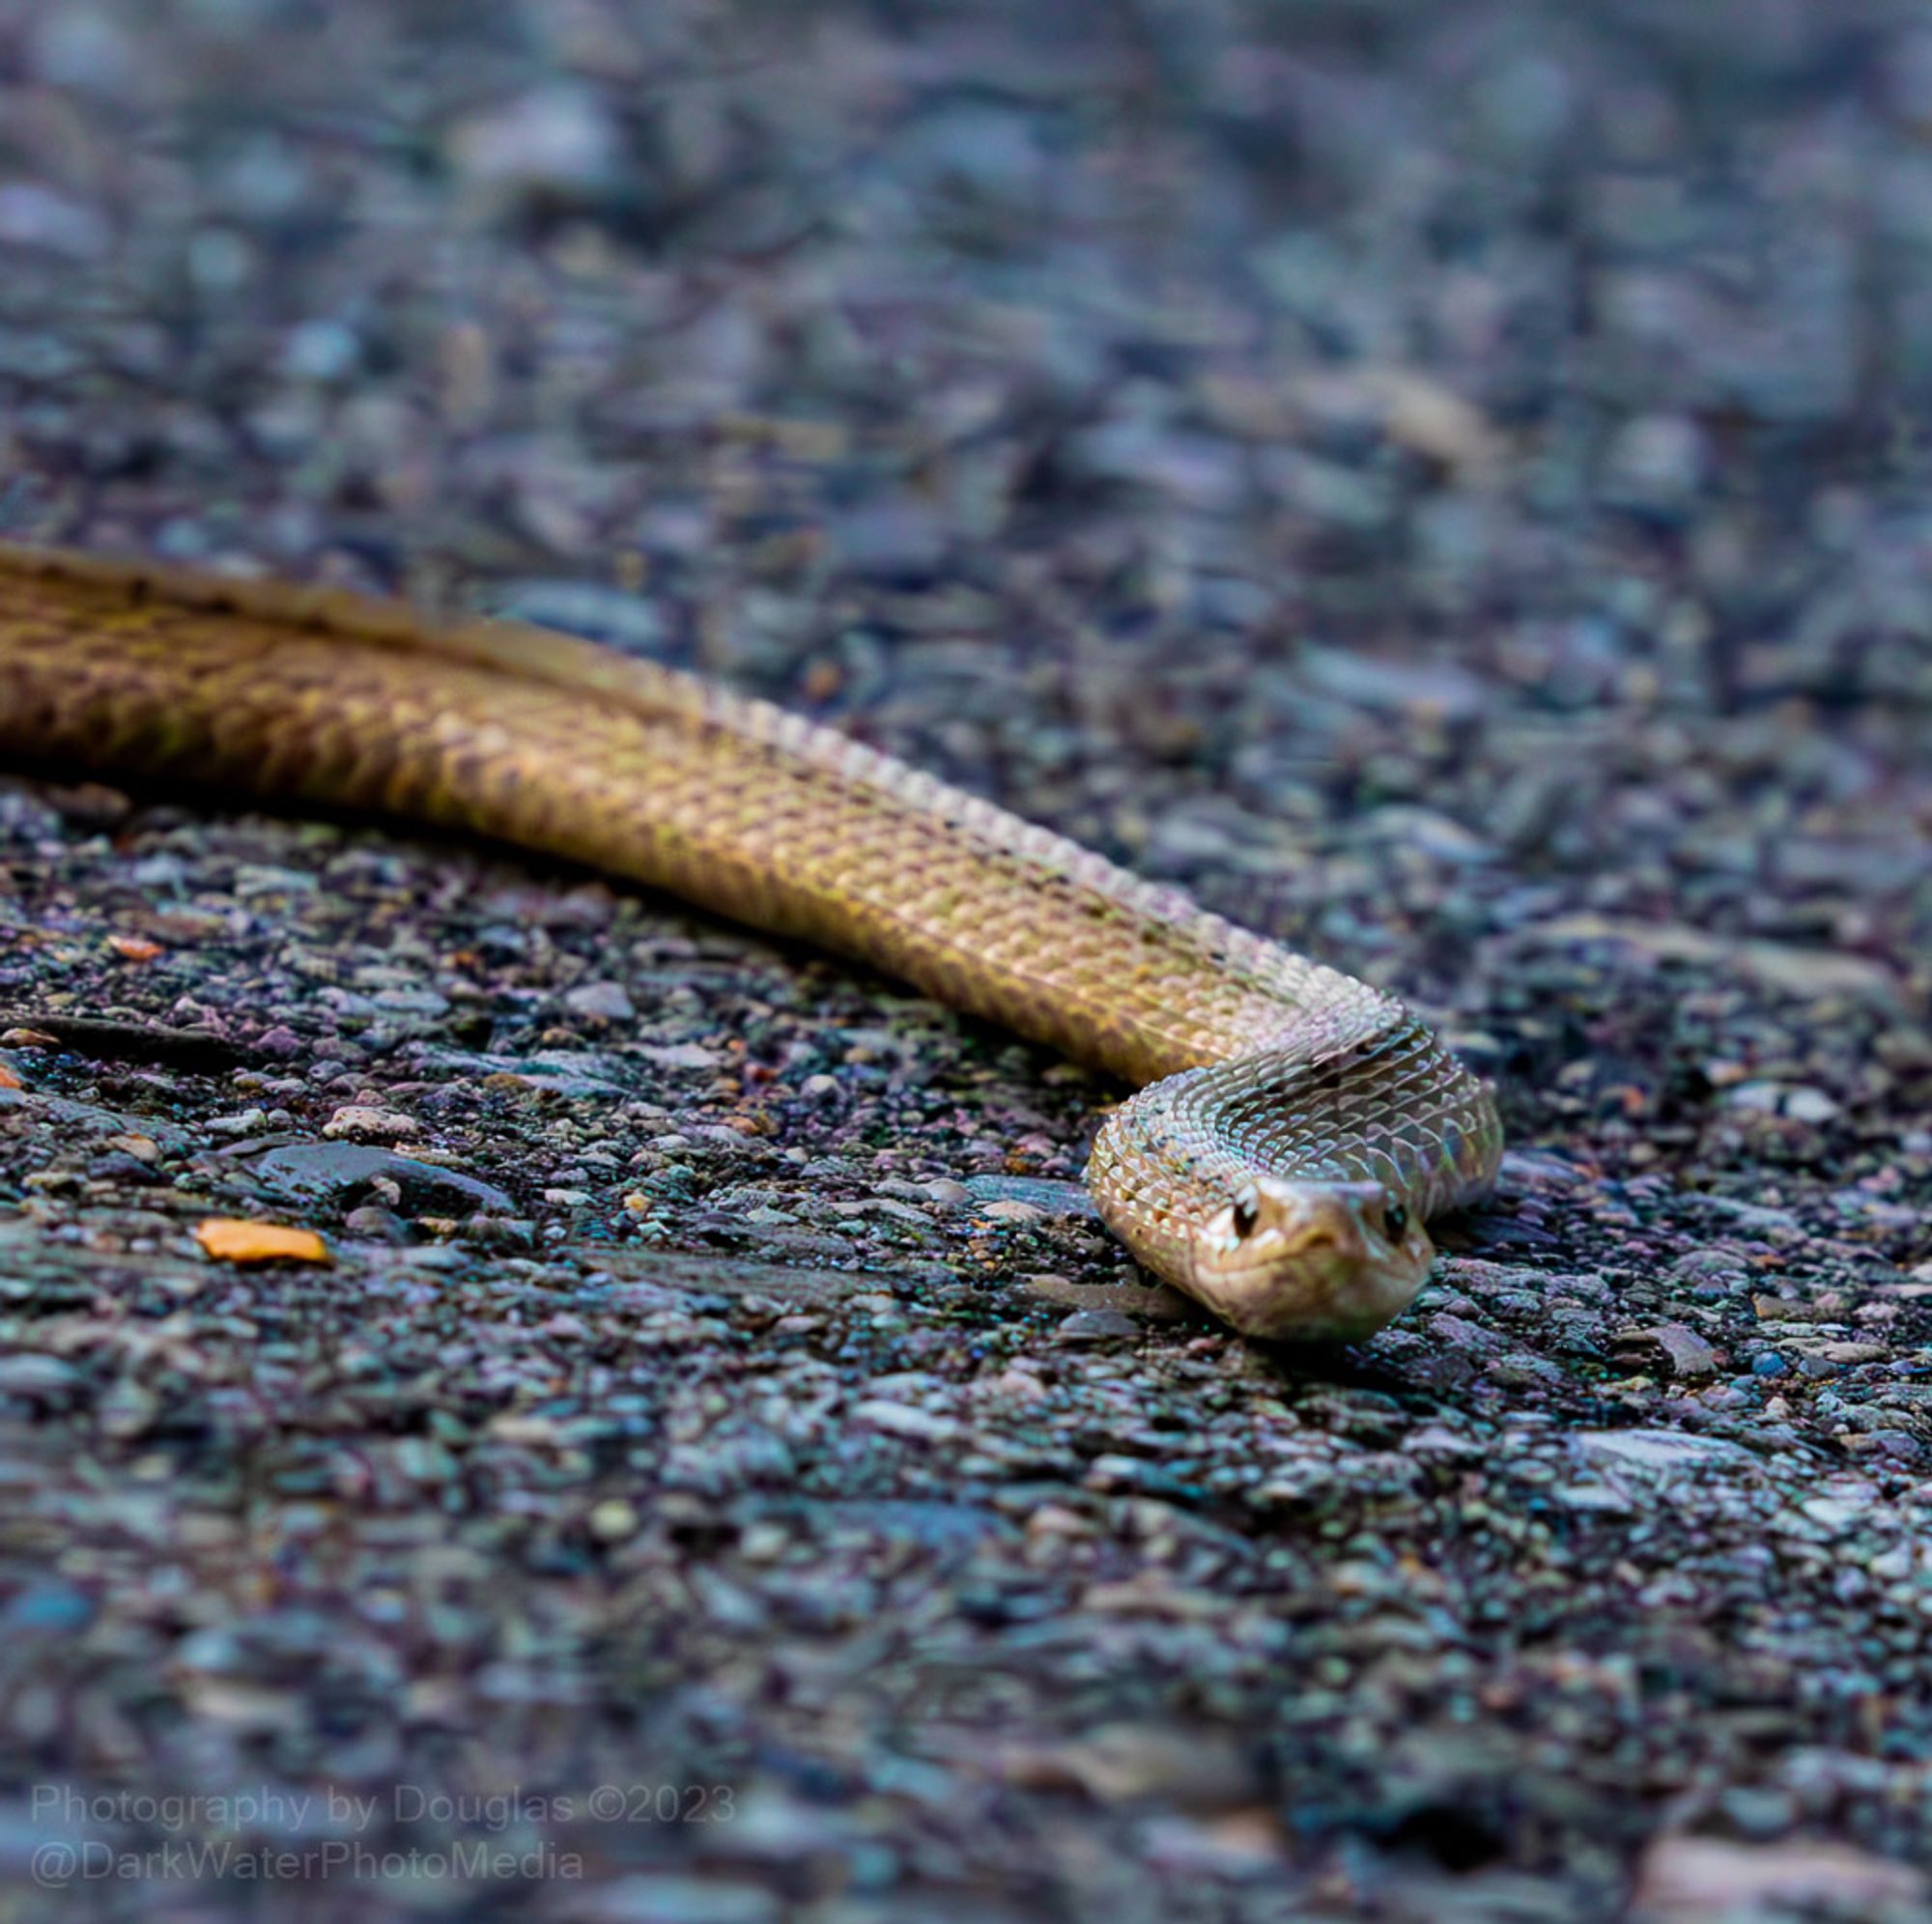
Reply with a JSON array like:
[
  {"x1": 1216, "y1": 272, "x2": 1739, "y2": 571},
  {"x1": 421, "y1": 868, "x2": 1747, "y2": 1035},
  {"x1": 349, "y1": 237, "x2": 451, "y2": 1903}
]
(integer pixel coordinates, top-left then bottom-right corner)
[
  {"x1": 1054, "y1": 1309, "x2": 1140, "y2": 1344},
  {"x1": 324, "y1": 1106, "x2": 422, "y2": 1141}
]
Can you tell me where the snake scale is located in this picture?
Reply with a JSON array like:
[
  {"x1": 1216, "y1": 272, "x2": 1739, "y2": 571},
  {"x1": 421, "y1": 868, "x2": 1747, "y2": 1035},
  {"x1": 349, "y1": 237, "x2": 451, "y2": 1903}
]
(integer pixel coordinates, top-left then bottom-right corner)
[{"x1": 0, "y1": 542, "x2": 1502, "y2": 1340}]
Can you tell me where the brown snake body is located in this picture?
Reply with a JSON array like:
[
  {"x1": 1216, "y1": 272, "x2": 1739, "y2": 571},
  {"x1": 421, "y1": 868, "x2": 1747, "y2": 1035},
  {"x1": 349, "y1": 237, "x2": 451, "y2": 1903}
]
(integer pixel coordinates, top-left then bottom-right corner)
[{"x1": 0, "y1": 543, "x2": 1502, "y2": 1339}]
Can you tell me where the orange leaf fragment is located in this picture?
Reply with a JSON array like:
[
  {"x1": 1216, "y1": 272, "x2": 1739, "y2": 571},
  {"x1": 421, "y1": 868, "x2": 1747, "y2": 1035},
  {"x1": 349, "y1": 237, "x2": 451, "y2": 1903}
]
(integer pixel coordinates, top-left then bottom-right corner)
[
  {"x1": 0, "y1": 1064, "x2": 20, "y2": 1090},
  {"x1": 194, "y1": 1218, "x2": 331, "y2": 1265},
  {"x1": 108, "y1": 935, "x2": 164, "y2": 962}
]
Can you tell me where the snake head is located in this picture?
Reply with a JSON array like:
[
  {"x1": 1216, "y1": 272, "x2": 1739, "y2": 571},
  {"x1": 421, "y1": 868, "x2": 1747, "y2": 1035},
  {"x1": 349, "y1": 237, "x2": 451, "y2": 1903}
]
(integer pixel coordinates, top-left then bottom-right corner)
[{"x1": 1185, "y1": 1175, "x2": 1434, "y2": 1343}]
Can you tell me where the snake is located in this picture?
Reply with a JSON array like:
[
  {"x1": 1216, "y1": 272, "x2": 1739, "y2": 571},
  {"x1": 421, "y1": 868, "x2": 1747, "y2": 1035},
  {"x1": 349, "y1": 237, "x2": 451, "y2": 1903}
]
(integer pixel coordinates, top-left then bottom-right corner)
[{"x1": 0, "y1": 541, "x2": 1503, "y2": 1341}]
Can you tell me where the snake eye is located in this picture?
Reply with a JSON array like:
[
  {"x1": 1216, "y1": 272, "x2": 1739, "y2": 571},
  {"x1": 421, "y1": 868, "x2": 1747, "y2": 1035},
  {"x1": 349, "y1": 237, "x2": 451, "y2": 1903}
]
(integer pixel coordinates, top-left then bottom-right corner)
[
  {"x1": 1231, "y1": 1191, "x2": 1261, "y2": 1238},
  {"x1": 1384, "y1": 1199, "x2": 1408, "y2": 1241}
]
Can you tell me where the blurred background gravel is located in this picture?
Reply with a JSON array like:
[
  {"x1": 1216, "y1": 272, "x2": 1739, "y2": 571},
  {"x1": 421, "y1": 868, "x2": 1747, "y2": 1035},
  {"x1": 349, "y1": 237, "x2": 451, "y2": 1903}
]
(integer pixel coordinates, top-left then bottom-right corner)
[{"x1": 1, "y1": 2, "x2": 1930, "y2": 1919}]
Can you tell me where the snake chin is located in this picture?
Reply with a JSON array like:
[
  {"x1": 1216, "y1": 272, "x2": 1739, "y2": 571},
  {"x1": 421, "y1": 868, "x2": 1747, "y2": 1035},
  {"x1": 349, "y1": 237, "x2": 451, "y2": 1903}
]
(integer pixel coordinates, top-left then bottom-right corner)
[{"x1": 1183, "y1": 1175, "x2": 1434, "y2": 1344}]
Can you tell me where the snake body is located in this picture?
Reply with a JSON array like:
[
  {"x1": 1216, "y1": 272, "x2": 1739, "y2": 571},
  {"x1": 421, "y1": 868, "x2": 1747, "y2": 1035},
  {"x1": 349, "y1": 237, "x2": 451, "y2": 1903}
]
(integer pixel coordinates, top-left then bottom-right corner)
[{"x1": 0, "y1": 543, "x2": 1501, "y2": 1339}]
